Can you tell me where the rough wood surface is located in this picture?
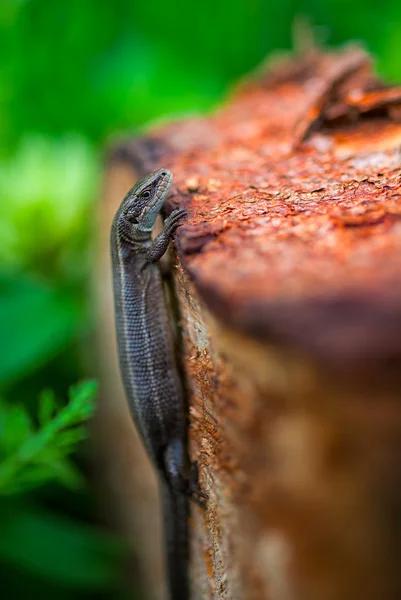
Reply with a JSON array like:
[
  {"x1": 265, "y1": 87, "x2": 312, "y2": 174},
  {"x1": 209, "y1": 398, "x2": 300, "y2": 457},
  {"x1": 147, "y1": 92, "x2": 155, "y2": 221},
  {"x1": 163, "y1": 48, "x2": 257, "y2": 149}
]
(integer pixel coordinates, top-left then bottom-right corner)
[{"x1": 98, "y1": 45, "x2": 401, "y2": 600}]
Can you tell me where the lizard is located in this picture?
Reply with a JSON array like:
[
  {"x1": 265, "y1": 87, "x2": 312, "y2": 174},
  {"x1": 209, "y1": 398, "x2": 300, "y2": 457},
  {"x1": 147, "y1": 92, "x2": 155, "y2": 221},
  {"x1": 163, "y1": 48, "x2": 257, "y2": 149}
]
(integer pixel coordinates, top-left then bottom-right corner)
[{"x1": 110, "y1": 167, "x2": 202, "y2": 600}]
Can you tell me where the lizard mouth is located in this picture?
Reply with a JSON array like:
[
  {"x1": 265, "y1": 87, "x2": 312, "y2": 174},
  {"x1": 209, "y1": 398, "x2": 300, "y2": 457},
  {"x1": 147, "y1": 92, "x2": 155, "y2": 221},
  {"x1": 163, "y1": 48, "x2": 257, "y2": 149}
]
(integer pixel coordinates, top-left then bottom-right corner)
[{"x1": 150, "y1": 169, "x2": 172, "y2": 205}]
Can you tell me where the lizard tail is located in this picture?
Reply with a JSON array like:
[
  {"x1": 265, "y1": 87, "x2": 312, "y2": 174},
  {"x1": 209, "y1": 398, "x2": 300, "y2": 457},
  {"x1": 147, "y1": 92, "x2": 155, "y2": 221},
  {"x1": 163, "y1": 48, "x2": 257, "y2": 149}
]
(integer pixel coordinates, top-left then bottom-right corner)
[{"x1": 160, "y1": 481, "x2": 190, "y2": 600}]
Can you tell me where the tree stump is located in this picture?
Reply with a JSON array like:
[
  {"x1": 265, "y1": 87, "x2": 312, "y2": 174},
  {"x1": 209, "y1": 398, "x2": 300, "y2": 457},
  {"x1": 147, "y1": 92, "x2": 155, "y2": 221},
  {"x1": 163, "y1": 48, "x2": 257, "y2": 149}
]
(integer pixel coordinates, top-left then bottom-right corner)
[{"x1": 96, "y1": 45, "x2": 401, "y2": 600}]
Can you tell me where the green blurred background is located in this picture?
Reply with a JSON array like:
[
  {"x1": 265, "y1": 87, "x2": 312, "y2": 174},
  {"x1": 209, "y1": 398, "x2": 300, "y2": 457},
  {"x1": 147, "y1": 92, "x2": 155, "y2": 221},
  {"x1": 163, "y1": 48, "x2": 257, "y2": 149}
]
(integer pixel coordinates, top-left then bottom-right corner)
[{"x1": 1, "y1": 1, "x2": 401, "y2": 598}]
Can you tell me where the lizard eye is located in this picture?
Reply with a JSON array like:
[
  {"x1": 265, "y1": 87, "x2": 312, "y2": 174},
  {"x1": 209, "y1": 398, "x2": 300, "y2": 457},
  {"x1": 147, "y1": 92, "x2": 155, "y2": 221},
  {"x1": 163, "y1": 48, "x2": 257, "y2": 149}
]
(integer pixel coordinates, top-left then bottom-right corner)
[{"x1": 141, "y1": 190, "x2": 151, "y2": 199}]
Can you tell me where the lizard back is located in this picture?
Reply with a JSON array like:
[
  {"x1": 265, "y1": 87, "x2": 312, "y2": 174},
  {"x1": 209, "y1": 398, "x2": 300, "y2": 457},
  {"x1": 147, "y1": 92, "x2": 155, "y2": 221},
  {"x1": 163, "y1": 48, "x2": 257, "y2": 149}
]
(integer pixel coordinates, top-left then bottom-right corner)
[{"x1": 110, "y1": 236, "x2": 186, "y2": 467}]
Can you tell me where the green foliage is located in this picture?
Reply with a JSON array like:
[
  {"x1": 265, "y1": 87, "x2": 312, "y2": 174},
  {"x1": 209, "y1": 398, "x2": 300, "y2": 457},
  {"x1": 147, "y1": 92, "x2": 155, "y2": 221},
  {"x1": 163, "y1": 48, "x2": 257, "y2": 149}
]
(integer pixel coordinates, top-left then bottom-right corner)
[
  {"x1": 0, "y1": 381, "x2": 125, "y2": 592},
  {"x1": 0, "y1": 501, "x2": 125, "y2": 589},
  {"x1": 0, "y1": 381, "x2": 97, "y2": 494},
  {"x1": 0, "y1": 135, "x2": 98, "y2": 276},
  {"x1": 0, "y1": 275, "x2": 83, "y2": 386},
  {"x1": 0, "y1": 381, "x2": 128, "y2": 595},
  {"x1": 2, "y1": 0, "x2": 401, "y2": 152}
]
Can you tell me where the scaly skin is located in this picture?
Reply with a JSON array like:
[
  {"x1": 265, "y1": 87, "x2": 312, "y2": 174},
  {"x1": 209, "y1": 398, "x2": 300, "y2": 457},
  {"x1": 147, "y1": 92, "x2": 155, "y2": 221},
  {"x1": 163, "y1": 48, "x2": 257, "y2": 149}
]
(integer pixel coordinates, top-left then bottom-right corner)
[{"x1": 110, "y1": 168, "x2": 193, "y2": 600}]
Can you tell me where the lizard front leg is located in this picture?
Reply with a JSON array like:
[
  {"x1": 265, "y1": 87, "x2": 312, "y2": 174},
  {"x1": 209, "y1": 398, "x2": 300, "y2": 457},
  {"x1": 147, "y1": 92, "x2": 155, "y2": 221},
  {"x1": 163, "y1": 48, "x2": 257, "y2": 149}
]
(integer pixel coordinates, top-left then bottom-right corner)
[{"x1": 146, "y1": 208, "x2": 187, "y2": 263}]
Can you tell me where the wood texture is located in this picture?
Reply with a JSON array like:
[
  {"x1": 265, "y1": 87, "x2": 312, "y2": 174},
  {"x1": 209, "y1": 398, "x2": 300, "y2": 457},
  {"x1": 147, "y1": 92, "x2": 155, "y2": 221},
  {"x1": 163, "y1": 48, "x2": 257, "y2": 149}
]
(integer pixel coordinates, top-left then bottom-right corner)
[{"x1": 98, "y1": 46, "x2": 401, "y2": 599}]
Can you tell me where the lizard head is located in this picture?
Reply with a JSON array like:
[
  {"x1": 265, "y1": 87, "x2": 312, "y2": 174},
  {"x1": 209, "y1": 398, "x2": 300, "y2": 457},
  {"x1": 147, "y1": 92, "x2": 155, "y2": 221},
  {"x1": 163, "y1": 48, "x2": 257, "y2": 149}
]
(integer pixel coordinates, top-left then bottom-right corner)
[{"x1": 118, "y1": 168, "x2": 173, "y2": 235}]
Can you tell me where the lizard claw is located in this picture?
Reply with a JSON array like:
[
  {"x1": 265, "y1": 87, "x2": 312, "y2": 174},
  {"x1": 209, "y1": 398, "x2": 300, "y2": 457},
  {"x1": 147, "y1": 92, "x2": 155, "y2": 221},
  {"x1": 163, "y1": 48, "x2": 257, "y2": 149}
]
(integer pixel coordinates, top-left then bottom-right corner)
[{"x1": 164, "y1": 207, "x2": 187, "y2": 234}]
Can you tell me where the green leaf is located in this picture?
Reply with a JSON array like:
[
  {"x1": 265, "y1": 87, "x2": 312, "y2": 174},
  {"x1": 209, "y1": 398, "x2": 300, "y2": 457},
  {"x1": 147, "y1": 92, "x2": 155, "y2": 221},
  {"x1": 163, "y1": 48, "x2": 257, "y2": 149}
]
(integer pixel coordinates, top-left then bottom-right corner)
[
  {"x1": 4, "y1": 465, "x2": 56, "y2": 495},
  {"x1": 0, "y1": 401, "x2": 33, "y2": 455},
  {"x1": 38, "y1": 389, "x2": 57, "y2": 426},
  {"x1": 66, "y1": 380, "x2": 98, "y2": 422},
  {"x1": 0, "y1": 381, "x2": 97, "y2": 494},
  {"x1": 49, "y1": 459, "x2": 84, "y2": 489},
  {"x1": 0, "y1": 501, "x2": 125, "y2": 588},
  {"x1": 0, "y1": 274, "x2": 82, "y2": 387},
  {"x1": 55, "y1": 427, "x2": 88, "y2": 448}
]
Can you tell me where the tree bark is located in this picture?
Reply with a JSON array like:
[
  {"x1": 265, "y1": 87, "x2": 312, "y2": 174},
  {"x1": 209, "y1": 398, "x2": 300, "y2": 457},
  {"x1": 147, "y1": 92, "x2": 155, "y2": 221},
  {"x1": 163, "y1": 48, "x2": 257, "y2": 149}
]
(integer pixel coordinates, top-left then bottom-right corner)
[{"x1": 96, "y1": 45, "x2": 401, "y2": 600}]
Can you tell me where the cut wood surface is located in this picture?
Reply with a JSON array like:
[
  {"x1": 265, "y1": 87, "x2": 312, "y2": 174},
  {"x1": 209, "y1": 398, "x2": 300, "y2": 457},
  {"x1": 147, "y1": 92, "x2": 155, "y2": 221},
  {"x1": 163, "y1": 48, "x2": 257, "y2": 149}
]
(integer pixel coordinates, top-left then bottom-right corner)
[{"x1": 97, "y1": 45, "x2": 401, "y2": 600}]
